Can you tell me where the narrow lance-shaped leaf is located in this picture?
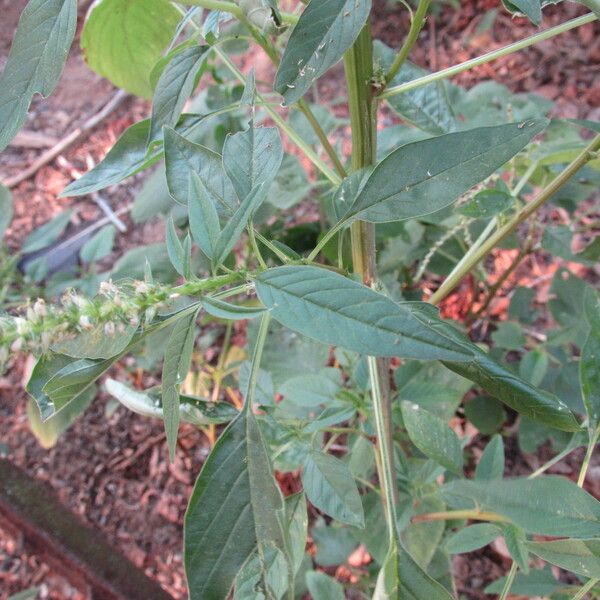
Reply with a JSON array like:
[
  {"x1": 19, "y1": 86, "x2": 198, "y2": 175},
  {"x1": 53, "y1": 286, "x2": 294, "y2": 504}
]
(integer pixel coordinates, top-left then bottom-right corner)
[
  {"x1": 0, "y1": 0, "x2": 77, "y2": 151},
  {"x1": 213, "y1": 184, "x2": 268, "y2": 265},
  {"x1": 581, "y1": 287, "x2": 600, "y2": 430},
  {"x1": 184, "y1": 385, "x2": 287, "y2": 599},
  {"x1": 148, "y1": 45, "x2": 210, "y2": 143},
  {"x1": 401, "y1": 401, "x2": 463, "y2": 474},
  {"x1": 162, "y1": 309, "x2": 199, "y2": 461},
  {"x1": 441, "y1": 476, "x2": 600, "y2": 538},
  {"x1": 274, "y1": 0, "x2": 372, "y2": 104},
  {"x1": 165, "y1": 216, "x2": 187, "y2": 278},
  {"x1": 188, "y1": 172, "x2": 221, "y2": 260},
  {"x1": 343, "y1": 120, "x2": 548, "y2": 223},
  {"x1": 255, "y1": 266, "x2": 578, "y2": 431},
  {"x1": 222, "y1": 125, "x2": 284, "y2": 200}
]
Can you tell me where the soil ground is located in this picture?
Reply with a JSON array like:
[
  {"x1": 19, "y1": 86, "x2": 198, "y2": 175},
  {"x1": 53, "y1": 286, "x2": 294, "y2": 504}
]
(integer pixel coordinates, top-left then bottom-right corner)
[{"x1": 0, "y1": 0, "x2": 599, "y2": 598}]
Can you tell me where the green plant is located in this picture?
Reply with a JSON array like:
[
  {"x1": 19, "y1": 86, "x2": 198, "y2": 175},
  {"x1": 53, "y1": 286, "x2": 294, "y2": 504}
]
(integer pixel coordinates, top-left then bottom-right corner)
[{"x1": 2, "y1": 0, "x2": 600, "y2": 598}]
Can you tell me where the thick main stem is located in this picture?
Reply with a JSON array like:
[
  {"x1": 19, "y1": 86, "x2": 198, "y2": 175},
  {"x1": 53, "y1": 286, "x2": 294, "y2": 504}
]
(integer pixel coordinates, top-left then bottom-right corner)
[{"x1": 344, "y1": 24, "x2": 398, "y2": 539}]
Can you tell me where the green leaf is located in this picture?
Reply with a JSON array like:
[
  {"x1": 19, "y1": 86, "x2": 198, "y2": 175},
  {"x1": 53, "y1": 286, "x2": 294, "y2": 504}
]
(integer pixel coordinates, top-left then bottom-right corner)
[
  {"x1": 475, "y1": 434, "x2": 505, "y2": 480},
  {"x1": 344, "y1": 120, "x2": 548, "y2": 223},
  {"x1": 274, "y1": 0, "x2": 371, "y2": 104},
  {"x1": 375, "y1": 41, "x2": 455, "y2": 135},
  {"x1": 188, "y1": 172, "x2": 221, "y2": 260},
  {"x1": 401, "y1": 401, "x2": 464, "y2": 474},
  {"x1": 26, "y1": 386, "x2": 94, "y2": 449},
  {"x1": 464, "y1": 396, "x2": 506, "y2": 435},
  {"x1": 163, "y1": 127, "x2": 237, "y2": 211},
  {"x1": 0, "y1": 184, "x2": 14, "y2": 237},
  {"x1": 165, "y1": 216, "x2": 188, "y2": 277},
  {"x1": 285, "y1": 493, "x2": 308, "y2": 574},
  {"x1": 581, "y1": 287, "x2": 600, "y2": 429},
  {"x1": 223, "y1": 125, "x2": 284, "y2": 200},
  {"x1": 527, "y1": 538, "x2": 600, "y2": 578},
  {"x1": 398, "y1": 542, "x2": 455, "y2": 600},
  {"x1": 81, "y1": 0, "x2": 180, "y2": 98},
  {"x1": 302, "y1": 450, "x2": 364, "y2": 527},
  {"x1": 279, "y1": 374, "x2": 339, "y2": 407},
  {"x1": 105, "y1": 379, "x2": 238, "y2": 425},
  {"x1": 149, "y1": 45, "x2": 210, "y2": 142},
  {"x1": 519, "y1": 349, "x2": 549, "y2": 387},
  {"x1": 458, "y1": 189, "x2": 513, "y2": 219},
  {"x1": 305, "y1": 571, "x2": 345, "y2": 600},
  {"x1": 255, "y1": 266, "x2": 474, "y2": 361},
  {"x1": 441, "y1": 476, "x2": 600, "y2": 538},
  {"x1": 502, "y1": 0, "x2": 542, "y2": 26},
  {"x1": 213, "y1": 184, "x2": 268, "y2": 265},
  {"x1": 446, "y1": 523, "x2": 502, "y2": 554},
  {"x1": 185, "y1": 407, "x2": 287, "y2": 600},
  {"x1": 202, "y1": 297, "x2": 268, "y2": 321},
  {"x1": 485, "y1": 566, "x2": 560, "y2": 596},
  {"x1": 491, "y1": 322, "x2": 526, "y2": 350},
  {"x1": 51, "y1": 320, "x2": 137, "y2": 360},
  {"x1": 162, "y1": 309, "x2": 199, "y2": 461},
  {"x1": 80, "y1": 225, "x2": 116, "y2": 263},
  {"x1": 21, "y1": 210, "x2": 73, "y2": 253},
  {"x1": 502, "y1": 524, "x2": 529, "y2": 573},
  {"x1": 0, "y1": 0, "x2": 77, "y2": 151},
  {"x1": 61, "y1": 120, "x2": 159, "y2": 197}
]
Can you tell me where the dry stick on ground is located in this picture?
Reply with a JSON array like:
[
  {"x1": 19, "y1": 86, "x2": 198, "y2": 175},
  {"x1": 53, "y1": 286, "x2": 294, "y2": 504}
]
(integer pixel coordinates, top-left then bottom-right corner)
[{"x1": 3, "y1": 90, "x2": 129, "y2": 189}]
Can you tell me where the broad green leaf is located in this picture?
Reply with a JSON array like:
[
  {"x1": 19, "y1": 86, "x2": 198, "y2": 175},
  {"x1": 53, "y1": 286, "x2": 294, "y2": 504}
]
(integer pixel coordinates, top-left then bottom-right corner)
[
  {"x1": 81, "y1": 0, "x2": 180, "y2": 98},
  {"x1": 185, "y1": 406, "x2": 287, "y2": 600},
  {"x1": 223, "y1": 125, "x2": 284, "y2": 200},
  {"x1": 375, "y1": 41, "x2": 455, "y2": 135},
  {"x1": 485, "y1": 566, "x2": 561, "y2": 596},
  {"x1": 51, "y1": 320, "x2": 137, "y2": 360},
  {"x1": 581, "y1": 287, "x2": 600, "y2": 429},
  {"x1": 344, "y1": 120, "x2": 548, "y2": 223},
  {"x1": 474, "y1": 434, "x2": 505, "y2": 480},
  {"x1": 61, "y1": 120, "x2": 159, "y2": 197},
  {"x1": 233, "y1": 547, "x2": 288, "y2": 600},
  {"x1": 0, "y1": 184, "x2": 13, "y2": 237},
  {"x1": 441, "y1": 476, "x2": 600, "y2": 538},
  {"x1": 163, "y1": 127, "x2": 237, "y2": 211},
  {"x1": 202, "y1": 297, "x2": 268, "y2": 321},
  {"x1": 149, "y1": 45, "x2": 210, "y2": 142},
  {"x1": 502, "y1": 0, "x2": 542, "y2": 25},
  {"x1": 213, "y1": 184, "x2": 268, "y2": 265},
  {"x1": 162, "y1": 310, "x2": 199, "y2": 461},
  {"x1": 0, "y1": 0, "x2": 76, "y2": 151},
  {"x1": 104, "y1": 379, "x2": 238, "y2": 425},
  {"x1": 302, "y1": 450, "x2": 364, "y2": 527},
  {"x1": 79, "y1": 225, "x2": 116, "y2": 263},
  {"x1": 188, "y1": 172, "x2": 221, "y2": 260},
  {"x1": 401, "y1": 401, "x2": 464, "y2": 474},
  {"x1": 305, "y1": 571, "x2": 344, "y2": 600},
  {"x1": 502, "y1": 524, "x2": 529, "y2": 573},
  {"x1": 274, "y1": 0, "x2": 371, "y2": 104},
  {"x1": 279, "y1": 374, "x2": 339, "y2": 407},
  {"x1": 22, "y1": 210, "x2": 73, "y2": 253},
  {"x1": 255, "y1": 266, "x2": 474, "y2": 361},
  {"x1": 256, "y1": 267, "x2": 578, "y2": 430},
  {"x1": 26, "y1": 386, "x2": 94, "y2": 449},
  {"x1": 527, "y1": 538, "x2": 600, "y2": 578},
  {"x1": 464, "y1": 395, "x2": 506, "y2": 435},
  {"x1": 446, "y1": 523, "x2": 502, "y2": 554}
]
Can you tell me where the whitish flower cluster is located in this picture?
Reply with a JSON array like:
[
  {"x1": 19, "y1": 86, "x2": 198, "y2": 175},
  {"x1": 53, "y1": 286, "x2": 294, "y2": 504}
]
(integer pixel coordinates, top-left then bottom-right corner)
[{"x1": 0, "y1": 279, "x2": 174, "y2": 366}]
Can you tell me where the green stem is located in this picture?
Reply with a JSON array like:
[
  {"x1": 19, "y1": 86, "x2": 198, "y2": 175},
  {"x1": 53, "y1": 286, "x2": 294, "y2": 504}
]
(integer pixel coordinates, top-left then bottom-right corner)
[
  {"x1": 380, "y1": 13, "x2": 597, "y2": 100},
  {"x1": 247, "y1": 221, "x2": 267, "y2": 269},
  {"x1": 384, "y1": 0, "x2": 431, "y2": 86},
  {"x1": 578, "y1": 426, "x2": 600, "y2": 487},
  {"x1": 570, "y1": 578, "x2": 599, "y2": 600},
  {"x1": 429, "y1": 133, "x2": 600, "y2": 305},
  {"x1": 499, "y1": 563, "x2": 519, "y2": 600},
  {"x1": 412, "y1": 509, "x2": 510, "y2": 524},
  {"x1": 245, "y1": 313, "x2": 272, "y2": 409},
  {"x1": 185, "y1": 0, "x2": 298, "y2": 24}
]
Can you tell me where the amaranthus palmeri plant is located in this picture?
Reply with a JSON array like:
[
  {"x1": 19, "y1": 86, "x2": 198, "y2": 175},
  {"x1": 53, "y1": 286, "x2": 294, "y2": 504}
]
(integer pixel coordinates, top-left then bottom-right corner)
[{"x1": 1, "y1": 0, "x2": 600, "y2": 598}]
